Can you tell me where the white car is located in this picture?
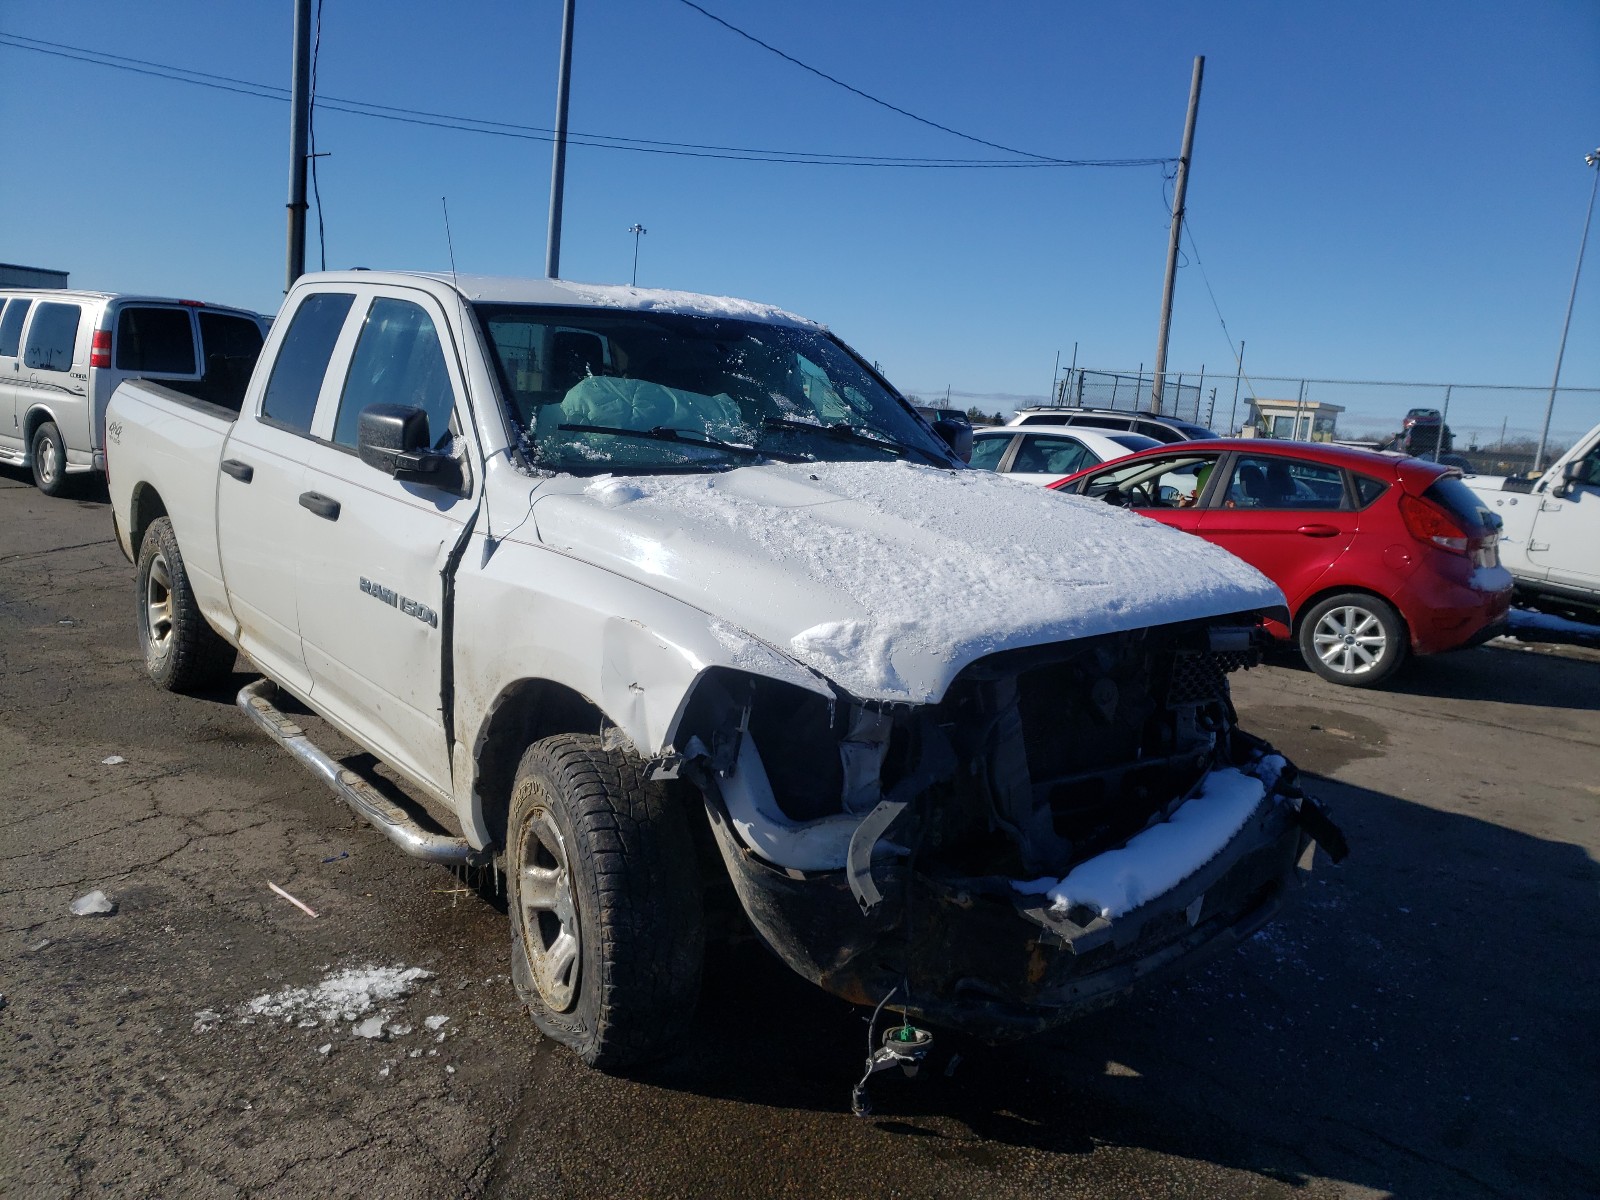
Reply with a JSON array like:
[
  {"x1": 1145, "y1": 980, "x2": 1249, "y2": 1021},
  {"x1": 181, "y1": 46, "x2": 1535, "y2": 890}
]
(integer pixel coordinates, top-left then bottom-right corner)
[{"x1": 969, "y1": 423, "x2": 1160, "y2": 484}]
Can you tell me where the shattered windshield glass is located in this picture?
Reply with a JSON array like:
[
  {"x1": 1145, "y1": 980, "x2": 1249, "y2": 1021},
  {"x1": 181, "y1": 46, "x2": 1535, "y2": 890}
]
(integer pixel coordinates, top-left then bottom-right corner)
[{"x1": 473, "y1": 304, "x2": 952, "y2": 473}]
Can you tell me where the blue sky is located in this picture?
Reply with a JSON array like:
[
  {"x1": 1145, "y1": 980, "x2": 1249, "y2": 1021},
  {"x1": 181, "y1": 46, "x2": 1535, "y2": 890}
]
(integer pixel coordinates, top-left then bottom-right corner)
[{"x1": 2, "y1": 1, "x2": 1596, "y2": 430}]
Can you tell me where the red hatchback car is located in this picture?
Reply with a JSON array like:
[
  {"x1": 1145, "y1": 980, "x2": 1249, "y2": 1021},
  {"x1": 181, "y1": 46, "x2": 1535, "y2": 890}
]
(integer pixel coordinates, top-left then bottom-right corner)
[{"x1": 1051, "y1": 440, "x2": 1513, "y2": 687}]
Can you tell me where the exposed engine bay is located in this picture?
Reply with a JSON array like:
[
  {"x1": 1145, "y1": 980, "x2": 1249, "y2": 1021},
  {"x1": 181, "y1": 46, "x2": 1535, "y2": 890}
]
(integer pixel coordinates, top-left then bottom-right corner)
[{"x1": 671, "y1": 613, "x2": 1344, "y2": 1038}]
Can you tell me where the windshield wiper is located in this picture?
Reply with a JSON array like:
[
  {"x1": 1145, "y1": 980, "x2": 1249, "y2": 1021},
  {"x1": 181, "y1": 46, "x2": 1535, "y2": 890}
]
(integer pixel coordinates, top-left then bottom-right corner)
[
  {"x1": 557, "y1": 423, "x2": 767, "y2": 458},
  {"x1": 760, "y1": 417, "x2": 905, "y2": 456}
]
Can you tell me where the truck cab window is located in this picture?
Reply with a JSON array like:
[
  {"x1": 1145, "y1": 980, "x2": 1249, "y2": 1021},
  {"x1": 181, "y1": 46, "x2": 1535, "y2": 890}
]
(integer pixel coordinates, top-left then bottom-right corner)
[
  {"x1": 333, "y1": 298, "x2": 457, "y2": 450},
  {"x1": 261, "y1": 292, "x2": 355, "y2": 435}
]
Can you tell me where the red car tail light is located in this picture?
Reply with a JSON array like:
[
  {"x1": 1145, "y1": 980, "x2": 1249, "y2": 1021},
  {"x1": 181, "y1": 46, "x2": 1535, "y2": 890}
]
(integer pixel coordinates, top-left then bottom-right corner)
[
  {"x1": 90, "y1": 329, "x2": 112, "y2": 368},
  {"x1": 1399, "y1": 493, "x2": 1469, "y2": 554}
]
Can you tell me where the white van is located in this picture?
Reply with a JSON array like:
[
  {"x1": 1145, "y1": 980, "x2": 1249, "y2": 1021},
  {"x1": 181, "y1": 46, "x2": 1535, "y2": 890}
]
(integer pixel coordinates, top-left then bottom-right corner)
[{"x1": 0, "y1": 290, "x2": 269, "y2": 495}]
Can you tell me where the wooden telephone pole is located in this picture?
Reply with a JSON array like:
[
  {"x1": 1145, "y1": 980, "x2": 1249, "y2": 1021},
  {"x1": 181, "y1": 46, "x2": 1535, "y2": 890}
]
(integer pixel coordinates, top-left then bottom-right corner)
[{"x1": 1150, "y1": 56, "x2": 1204, "y2": 414}]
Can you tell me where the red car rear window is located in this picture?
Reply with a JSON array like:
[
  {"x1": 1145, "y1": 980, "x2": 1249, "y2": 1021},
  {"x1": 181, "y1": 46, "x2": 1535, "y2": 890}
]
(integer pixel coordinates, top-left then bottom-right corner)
[{"x1": 1423, "y1": 475, "x2": 1495, "y2": 533}]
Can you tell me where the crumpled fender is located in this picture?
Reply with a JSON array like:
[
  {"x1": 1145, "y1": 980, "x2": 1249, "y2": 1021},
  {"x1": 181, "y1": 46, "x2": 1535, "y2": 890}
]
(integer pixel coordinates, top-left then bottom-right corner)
[{"x1": 451, "y1": 531, "x2": 831, "y2": 836}]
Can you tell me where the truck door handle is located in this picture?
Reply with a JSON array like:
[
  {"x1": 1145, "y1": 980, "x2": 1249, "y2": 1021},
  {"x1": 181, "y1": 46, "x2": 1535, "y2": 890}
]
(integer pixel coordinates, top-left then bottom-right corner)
[
  {"x1": 298, "y1": 491, "x2": 341, "y2": 521},
  {"x1": 220, "y1": 458, "x2": 254, "y2": 483},
  {"x1": 1296, "y1": 523, "x2": 1339, "y2": 538}
]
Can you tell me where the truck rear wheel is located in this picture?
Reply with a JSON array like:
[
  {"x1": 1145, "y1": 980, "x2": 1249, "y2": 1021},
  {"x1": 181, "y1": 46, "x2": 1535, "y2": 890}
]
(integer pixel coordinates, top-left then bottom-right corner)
[
  {"x1": 31, "y1": 421, "x2": 68, "y2": 497},
  {"x1": 505, "y1": 734, "x2": 704, "y2": 1070},
  {"x1": 136, "y1": 517, "x2": 236, "y2": 692}
]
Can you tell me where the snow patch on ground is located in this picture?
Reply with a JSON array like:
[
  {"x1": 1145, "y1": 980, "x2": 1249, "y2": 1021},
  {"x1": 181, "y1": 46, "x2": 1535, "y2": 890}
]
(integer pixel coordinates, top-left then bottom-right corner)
[
  {"x1": 1015, "y1": 766, "x2": 1268, "y2": 919},
  {"x1": 239, "y1": 965, "x2": 435, "y2": 1025},
  {"x1": 1505, "y1": 607, "x2": 1600, "y2": 645}
]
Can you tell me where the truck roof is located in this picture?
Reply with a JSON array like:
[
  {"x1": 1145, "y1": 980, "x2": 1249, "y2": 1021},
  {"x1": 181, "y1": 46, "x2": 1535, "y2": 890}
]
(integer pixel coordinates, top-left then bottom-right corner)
[{"x1": 298, "y1": 270, "x2": 821, "y2": 330}]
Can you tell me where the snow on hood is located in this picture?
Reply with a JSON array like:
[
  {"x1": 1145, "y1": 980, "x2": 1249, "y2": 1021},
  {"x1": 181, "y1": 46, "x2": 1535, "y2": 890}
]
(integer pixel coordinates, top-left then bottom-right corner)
[{"x1": 532, "y1": 461, "x2": 1285, "y2": 703}]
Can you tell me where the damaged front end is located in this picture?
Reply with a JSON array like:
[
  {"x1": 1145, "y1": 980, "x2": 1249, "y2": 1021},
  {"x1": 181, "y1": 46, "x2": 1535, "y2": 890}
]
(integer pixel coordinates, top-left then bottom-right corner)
[{"x1": 672, "y1": 615, "x2": 1345, "y2": 1040}]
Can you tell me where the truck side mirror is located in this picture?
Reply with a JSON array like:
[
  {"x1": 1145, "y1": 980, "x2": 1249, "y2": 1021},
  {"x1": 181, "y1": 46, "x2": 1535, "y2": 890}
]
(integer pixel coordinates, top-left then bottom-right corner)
[
  {"x1": 357, "y1": 403, "x2": 464, "y2": 491},
  {"x1": 1552, "y1": 458, "x2": 1584, "y2": 498},
  {"x1": 932, "y1": 418, "x2": 973, "y2": 464}
]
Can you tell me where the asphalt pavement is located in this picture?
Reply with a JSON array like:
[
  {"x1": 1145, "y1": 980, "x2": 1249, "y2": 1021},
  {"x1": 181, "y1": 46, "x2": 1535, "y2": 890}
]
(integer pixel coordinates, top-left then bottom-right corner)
[{"x1": 2, "y1": 468, "x2": 1596, "y2": 1199}]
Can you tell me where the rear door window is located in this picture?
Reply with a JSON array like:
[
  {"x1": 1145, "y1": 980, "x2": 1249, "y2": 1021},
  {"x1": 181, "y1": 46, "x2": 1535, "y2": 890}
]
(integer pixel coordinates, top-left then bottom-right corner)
[
  {"x1": 1012, "y1": 434, "x2": 1090, "y2": 476},
  {"x1": 23, "y1": 302, "x2": 82, "y2": 372},
  {"x1": 0, "y1": 299, "x2": 28, "y2": 357},
  {"x1": 116, "y1": 306, "x2": 197, "y2": 374},
  {"x1": 1222, "y1": 455, "x2": 1347, "y2": 509},
  {"x1": 968, "y1": 433, "x2": 1012, "y2": 470},
  {"x1": 1424, "y1": 475, "x2": 1495, "y2": 533},
  {"x1": 260, "y1": 292, "x2": 355, "y2": 435}
]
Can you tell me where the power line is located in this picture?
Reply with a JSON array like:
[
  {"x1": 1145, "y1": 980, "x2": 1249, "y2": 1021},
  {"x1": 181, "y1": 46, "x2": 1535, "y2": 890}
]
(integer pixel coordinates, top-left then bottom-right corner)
[
  {"x1": 673, "y1": 0, "x2": 1060, "y2": 162},
  {"x1": 0, "y1": 32, "x2": 1172, "y2": 171}
]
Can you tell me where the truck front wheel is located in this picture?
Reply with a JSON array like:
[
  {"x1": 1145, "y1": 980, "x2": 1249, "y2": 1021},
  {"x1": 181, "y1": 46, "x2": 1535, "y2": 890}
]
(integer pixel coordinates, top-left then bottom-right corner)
[
  {"x1": 505, "y1": 734, "x2": 704, "y2": 1070},
  {"x1": 136, "y1": 517, "x2": 236, "y2": 692}
]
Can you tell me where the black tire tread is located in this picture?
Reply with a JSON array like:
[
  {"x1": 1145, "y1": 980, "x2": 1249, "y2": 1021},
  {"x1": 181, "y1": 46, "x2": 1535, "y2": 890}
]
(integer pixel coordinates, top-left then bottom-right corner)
[
  {"x1": 31, "y1": 421, "x2": 69, "y2": 497},
  {"x1": 137, "y1": 517, "x2": 236, "y2": 693},
  {"x1": 1297, "y1": 590, "x2": 1408, "y2": 688},
  {"x1": 508, "y1": 733, "x2": 704, "y2": 1070}
]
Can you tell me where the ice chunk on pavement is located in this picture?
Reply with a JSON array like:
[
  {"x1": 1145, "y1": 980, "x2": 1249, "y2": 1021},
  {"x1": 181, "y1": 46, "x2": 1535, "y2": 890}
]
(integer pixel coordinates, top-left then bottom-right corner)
[
  {"x1": 388, "y1": 1023, "x2": 413, "y2": 1037},
  {"x1": 192, "y1": 1010, "x2": 222, "y2": 1033},
  {"x1": 423, "y1": 1015, "x2": 449, "y2": 1031},
  {"x1": 242, "y1": 965, "x2": 434, "y2": 1024},
  {"x1": 352, "y1": 1016, "x2": 387, "y2": 1039},
  {"x1": 71, "y1": 890, "x2": 115, "y2": 916},
  {"x1": 101, "y1": 755, "x2": 126, "y2": 766},
  {"x1": 317, "y1": 1044, "x2": 332, "y2": 1056}
]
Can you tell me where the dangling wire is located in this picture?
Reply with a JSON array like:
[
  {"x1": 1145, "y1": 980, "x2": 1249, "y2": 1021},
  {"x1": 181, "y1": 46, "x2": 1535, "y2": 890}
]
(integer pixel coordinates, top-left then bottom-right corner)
[
  {"x1": 850, "y1": 984, "x2": 900, "y2": 1116},
  {"x1": 309, "y1": 0, "x2": 327, "y2": 270}
]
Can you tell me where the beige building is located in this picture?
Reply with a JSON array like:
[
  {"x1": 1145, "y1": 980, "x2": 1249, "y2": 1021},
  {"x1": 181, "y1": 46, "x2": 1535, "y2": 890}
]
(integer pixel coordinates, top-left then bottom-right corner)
[{"x1": 1247, "y1": 397, "x2": 1344, "y2": 442}]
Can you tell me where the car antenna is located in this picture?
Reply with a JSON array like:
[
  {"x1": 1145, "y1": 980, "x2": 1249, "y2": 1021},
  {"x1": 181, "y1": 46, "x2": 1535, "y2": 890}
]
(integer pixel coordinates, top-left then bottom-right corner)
[{"x1": 441, "y1": 196, "x2": 504, "y2": 557}]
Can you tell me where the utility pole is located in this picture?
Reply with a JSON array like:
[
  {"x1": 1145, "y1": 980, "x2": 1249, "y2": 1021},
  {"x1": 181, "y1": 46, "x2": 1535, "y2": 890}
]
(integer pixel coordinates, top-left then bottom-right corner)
[
  {"x1": 1151, "y1": 55, "x2": 1205, "y2": 414},
  {"x1": 627, "y1": 223, "x2": 647, "y2": 286},
  {"x1": 1229, "y1": 338, "x2": 1244, "y2": 434},
  {"x1": 1534, "y1": 147, "x2": 1600, "y2": 473},
  {"x1": 1051, "y1": 350, "x2": 1060, "y2": 405},
  {"x1": 544, "y1": 0, "x2": 576, "y2": 278},
  {"x1": 284, "y1": 0, "x2": 313, "y2": 292}
]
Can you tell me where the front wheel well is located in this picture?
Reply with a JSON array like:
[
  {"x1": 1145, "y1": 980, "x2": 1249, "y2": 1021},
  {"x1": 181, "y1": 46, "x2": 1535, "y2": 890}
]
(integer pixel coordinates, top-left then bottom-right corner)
[{"x1": 472, "y1": 679, "x2": 608, "y2": 850}]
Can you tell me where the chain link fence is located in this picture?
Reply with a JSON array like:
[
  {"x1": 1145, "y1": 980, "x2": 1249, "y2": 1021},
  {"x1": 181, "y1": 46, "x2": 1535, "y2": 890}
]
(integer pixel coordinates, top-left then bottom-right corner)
[{"x1": 1045, "y1": 368, "x2": 1600, "y2": 474}]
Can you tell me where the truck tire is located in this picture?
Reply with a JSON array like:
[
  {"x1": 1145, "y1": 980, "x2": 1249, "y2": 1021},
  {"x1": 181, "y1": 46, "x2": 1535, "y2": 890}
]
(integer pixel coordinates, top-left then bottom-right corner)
[
  {"x1": 136, "y1": 516, "x2": 236, "y2": 692},
  {"x1": 31, "y1": 421, "x2": 68, "y2": 497},
  {"x1": 1297, "y1": 591, "x2": 1408, "y2": 688},
  {"x1": 505, "y1": 733, "x2": 704, "y2": 1070}
]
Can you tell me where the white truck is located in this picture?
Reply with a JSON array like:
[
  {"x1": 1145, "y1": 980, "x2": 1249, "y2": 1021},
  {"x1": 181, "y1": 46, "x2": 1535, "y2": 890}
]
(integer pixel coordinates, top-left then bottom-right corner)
[
  {"x1": 1467, "y1": 420, "x2": 1600, "y2": 617},
  {"x1": 105, "y1": 271, "x2": 1342, "y2": 1073}
]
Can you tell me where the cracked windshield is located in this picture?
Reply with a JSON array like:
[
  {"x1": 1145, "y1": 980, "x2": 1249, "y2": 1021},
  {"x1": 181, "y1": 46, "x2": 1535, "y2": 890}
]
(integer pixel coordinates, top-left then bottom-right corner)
[{"x1": 474, "y1": 305, "x2": 950, "y2": 473}]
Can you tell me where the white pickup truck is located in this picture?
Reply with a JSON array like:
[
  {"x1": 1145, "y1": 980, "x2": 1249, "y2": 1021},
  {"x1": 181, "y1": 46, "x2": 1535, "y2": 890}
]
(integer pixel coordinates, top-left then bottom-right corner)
[
  {"x1": 106, "y1": 271, "x2": 1342, "y2": 1073},
  {"x1": 1467, "y1": 419, "x2": 1600, "y2": 616}
]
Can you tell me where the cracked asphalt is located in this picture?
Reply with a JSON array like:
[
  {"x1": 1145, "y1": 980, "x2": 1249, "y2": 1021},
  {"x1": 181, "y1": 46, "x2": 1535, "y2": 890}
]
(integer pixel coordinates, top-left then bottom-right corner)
[{"x1": 2, "y1": 467, "x2": 1597, "y2": 1199}]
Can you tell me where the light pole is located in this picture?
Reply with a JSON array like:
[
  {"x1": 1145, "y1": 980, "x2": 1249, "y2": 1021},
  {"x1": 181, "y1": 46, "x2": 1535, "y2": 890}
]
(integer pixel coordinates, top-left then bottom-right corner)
[
  {"x1": 1535, "y1": 147, "x2": 1600, "y2": 473},
  {"x1": 627, "y1": 223, "x2": 648, "y2": 287}
]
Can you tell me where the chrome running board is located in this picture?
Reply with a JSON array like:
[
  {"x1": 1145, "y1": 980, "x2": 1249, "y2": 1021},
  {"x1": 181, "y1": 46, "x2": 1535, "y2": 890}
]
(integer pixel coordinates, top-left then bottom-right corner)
[{"x1": 236, "y1": 678, "x2": 489, "y2": 866}]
